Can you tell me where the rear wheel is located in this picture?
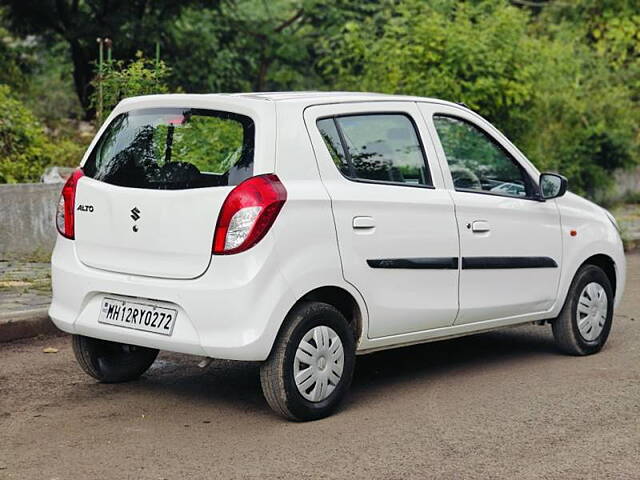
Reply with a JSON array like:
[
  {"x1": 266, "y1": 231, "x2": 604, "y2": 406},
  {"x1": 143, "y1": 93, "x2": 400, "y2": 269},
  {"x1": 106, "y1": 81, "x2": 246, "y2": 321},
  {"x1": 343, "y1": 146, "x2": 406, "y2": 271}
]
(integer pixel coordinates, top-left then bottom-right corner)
[
  {"x1": 72, "y1": 335, "x2": 159, "y2": 383},
  {"x1": 260, "y1": 302, "x2": 356, "y2": 421},
  {"x1": 552, "y1": 265, "x2": 614, "y2": 356}
]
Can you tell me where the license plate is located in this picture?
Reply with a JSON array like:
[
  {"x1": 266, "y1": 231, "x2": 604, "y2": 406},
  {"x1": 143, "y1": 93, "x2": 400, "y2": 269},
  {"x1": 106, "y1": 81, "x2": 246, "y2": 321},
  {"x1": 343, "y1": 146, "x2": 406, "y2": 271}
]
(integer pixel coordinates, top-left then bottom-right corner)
[{"x1": 98, "y1": 297, "x2": 177, "y2": 336}]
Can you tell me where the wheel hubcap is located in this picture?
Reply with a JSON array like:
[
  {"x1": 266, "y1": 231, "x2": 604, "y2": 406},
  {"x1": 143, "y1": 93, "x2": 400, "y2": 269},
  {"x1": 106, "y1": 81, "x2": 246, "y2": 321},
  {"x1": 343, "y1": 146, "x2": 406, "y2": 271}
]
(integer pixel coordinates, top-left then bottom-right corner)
[
  {"x1": 293, "y1": 325, "x2": 344, "y2": 402},
  {"x1": 576, "y1": 282, "x2": 608, "y2": 342}
]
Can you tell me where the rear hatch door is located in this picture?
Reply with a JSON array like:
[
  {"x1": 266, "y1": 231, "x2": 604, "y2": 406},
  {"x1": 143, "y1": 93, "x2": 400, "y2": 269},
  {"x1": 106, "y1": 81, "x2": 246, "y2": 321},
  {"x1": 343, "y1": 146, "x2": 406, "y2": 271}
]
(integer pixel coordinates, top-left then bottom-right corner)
[
  {"x1": 75, "y1": 179, "x2": 230, "y2": 279},
  {"x1": 74, "y1": 105, "x2": 256, "y2": 279}
]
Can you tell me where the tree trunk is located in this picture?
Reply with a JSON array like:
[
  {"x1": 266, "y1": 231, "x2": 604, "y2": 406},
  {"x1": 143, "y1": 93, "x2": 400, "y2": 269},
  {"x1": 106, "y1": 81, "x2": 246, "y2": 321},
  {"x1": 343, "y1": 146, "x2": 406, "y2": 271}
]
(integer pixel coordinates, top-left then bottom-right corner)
[
  {"x1": 255, "y1": 55, "x2": 272, "y2": 92},
  {"x1": 69, "y1": 39, "x2": 96, "y2": 119}
]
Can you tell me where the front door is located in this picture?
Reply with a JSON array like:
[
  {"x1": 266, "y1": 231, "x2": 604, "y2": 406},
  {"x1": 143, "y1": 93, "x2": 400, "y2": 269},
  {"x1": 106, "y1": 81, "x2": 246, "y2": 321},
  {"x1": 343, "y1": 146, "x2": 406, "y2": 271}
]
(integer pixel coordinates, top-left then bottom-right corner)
[
  {"x1": 305, "y1": 102, "x2": 460, "y2": 338},
  {"x1": 420, "y1": 103, "x2": 563, "y2": 325}
]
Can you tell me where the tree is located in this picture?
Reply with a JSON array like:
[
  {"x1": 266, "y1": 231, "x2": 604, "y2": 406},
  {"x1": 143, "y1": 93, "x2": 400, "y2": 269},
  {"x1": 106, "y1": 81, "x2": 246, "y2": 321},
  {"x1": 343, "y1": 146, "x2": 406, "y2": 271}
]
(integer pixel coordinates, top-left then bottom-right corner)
[
  {"x1": 320, "y1": 0, "x2": 543, "y2": 138},
  {"x1": 0, "y1": 0, "x2": 219, "y2": 116},
  {"x1": 319, "y1": 0, "x2": 639, "y2": 196},
  {"x1": 540, "y1": 0, "x2": 640, "y2": 93},
  {"x1": 164, "y1": 0, "x2": 381, "y2": 93}
]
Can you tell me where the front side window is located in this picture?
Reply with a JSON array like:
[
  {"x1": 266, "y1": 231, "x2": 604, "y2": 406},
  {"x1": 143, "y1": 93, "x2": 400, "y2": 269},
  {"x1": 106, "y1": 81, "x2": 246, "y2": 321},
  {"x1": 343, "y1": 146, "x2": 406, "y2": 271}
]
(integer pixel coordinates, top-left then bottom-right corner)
[
  {"x1": 433, "y1": 115, "x2": 530, "y2": 198},
  {"x1": 317, "y1": 114, "x2": 432, "y2": 186},
  {"x1": 84, "y1": 108, "x2": 255, "y2": 189}
]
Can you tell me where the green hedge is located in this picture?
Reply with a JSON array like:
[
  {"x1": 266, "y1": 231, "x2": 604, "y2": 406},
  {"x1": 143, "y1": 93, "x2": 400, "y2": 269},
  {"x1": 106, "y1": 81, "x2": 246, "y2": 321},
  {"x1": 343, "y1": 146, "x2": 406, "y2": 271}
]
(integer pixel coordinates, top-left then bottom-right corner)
[
  {"x1": 0, "y1": 84, "x2": 52, "y2": 183},
  {"x1": 0, "y1": 85, "x2": 89, "y2": 183}
]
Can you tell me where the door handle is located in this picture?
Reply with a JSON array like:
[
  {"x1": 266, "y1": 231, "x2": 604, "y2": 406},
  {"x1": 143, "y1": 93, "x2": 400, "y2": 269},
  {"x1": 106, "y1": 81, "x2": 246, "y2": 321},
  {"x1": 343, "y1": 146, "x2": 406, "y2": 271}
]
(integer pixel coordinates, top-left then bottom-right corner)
[
  {"x1": 353, "y1": 216, "x2": 375, "y2": 229},
  {"x1": 468, "y1": 220, "x2": 490, "y2": 233}
]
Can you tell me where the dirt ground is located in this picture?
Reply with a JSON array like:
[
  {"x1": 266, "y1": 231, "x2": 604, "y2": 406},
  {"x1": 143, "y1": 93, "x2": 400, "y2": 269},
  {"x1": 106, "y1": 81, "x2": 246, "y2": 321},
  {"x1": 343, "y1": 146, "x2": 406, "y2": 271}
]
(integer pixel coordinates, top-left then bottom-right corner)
[{"x1": 1, "y1": 255, "x2": 639, "y2": 480}]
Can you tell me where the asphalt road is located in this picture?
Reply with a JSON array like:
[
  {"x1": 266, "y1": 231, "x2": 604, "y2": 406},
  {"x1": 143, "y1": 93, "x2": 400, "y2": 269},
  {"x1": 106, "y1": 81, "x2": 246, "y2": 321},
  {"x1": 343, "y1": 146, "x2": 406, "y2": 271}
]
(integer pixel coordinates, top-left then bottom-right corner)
[{"x1": 1, "y1": 256, "x2": 639, "y2": 480}]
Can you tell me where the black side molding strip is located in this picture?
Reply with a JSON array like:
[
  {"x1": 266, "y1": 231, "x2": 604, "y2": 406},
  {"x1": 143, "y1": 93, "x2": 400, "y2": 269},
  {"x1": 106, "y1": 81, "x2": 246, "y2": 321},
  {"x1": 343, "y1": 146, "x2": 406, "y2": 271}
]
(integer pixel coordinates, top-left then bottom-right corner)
[
  {"x1": 367, "y1": 257, "x2": 459, "y2": 270},
  {"x1": 461, "y1": 256, "x2": 558, "y2": 269},
  {"x1": 366, "y1": 256, "x2": 558, "y2": 270}
]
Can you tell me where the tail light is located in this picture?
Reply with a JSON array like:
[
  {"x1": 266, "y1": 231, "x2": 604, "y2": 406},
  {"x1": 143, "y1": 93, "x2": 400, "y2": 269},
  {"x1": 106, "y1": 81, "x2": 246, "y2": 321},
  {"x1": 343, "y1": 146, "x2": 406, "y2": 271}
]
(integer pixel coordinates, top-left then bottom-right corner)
[
  {"x1": 213, "y1": 174, "x2": 287, "y2": 255},
  {"x1": 56, "y1": 168, "x2": 84, "y2": 239}
]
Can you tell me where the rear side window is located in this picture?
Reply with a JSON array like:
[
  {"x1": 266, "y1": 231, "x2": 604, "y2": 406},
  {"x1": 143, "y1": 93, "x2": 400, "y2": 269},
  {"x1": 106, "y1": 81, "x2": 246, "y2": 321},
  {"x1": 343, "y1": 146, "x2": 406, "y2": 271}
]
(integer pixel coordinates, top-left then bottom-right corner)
[
  {"x1": 83, "y1": 108, "x2": 255, "y2": 189},
  {"x1": 317, "y1": 114, "x2": 432, "y2": 187}
]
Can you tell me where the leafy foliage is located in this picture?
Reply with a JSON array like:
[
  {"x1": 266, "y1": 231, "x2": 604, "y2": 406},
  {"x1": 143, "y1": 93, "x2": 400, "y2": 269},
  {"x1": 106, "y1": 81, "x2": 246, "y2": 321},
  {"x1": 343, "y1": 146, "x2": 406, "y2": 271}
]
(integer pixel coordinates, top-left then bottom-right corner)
[
  {"x1": 164, "y1": 0, "x2": 381, "y2": 93},
  {"x1": 23, "y1": 41, "x2": 84, "y2": 123},
  {"x1": 0, "y1": 84, "x2": 89, "y2": 182},
  {"x1": 0, "y1": 0, "x2": 218, "y2": 112},
  {"x1": 319, "y1": 0, "x2": 640, "y2": 195},
  {"x1": 0, "y1": 85, "x2": 51, "y2": 182},
  {"x1": 91, "y1": 54, "x2": 171, "y2": 122},
  {"x1": 169, "y1": 117, "x2": 244, "y2": 174},
  {"x1": 0, "y1": 25, "x2": 33, "y2": 89}
]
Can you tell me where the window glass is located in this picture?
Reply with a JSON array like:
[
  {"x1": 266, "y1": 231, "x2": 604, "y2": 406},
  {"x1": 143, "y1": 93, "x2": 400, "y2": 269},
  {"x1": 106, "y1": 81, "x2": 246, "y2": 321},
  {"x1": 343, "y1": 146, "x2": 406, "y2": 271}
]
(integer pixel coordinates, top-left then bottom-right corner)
[
  {"x1": 84, "y1": 108, "x2": 254, "y2": 189},
  {"x1": 317, "y1": 118, "x2": 350, "y2": 177},
  {"x1": 433, "y1": 115, "x2": 529, "y2": 197},
  {"x1": 316, "y1": 114, "x2": 432, "y2": 186}
]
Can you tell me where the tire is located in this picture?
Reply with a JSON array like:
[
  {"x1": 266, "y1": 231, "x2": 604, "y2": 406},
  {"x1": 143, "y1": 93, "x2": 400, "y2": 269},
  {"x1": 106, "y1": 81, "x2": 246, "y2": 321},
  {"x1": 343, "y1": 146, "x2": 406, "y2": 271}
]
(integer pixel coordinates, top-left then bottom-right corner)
[
  {"x1": 552, "y1": 264, "x2": 614, "y2": 356},
  {"x1": 260, "y1": 302, "x2": 356, "y2": 421},
  {"x1": 72, "y1": 335, "x2": 159, "y2": 383}
]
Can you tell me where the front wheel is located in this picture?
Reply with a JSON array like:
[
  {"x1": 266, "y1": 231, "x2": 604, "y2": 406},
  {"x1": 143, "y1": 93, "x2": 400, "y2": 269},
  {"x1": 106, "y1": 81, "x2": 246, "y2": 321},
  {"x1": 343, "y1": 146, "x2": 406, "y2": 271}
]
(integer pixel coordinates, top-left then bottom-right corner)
[
  {"x1": 552, "y1": 264, "x2": 614, "y2": 356},
  {"x1": 260, "y1": 302, "x2": 356, "y2": 421},
  {"x1": 72, "y1": 335, "x2": 159, "y2": 383}
]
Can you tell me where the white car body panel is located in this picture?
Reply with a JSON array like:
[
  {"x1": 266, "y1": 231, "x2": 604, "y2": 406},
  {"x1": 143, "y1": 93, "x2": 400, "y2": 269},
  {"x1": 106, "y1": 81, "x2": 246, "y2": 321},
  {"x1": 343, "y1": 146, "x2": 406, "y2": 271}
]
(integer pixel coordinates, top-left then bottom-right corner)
[
  {"x1": 553, "y1": 192, "x2": 626, "y2": 310},
  {"x1": 50, "y1": 233, "x2": 298, "y2": 360},
  {"x1": 419, "y1": 102, "x2": 563, "y2": 324},
  {"x1": 452, "y1": 191, "x2": 562, "y2": 324},
  {"x1": 49, "y1": 92, "x2": 626, "y2": 361},
  {"x1": 304, "y1": 102, "x2": 460, "y2": 338},
  {"x1": 74, "y1": 177, "x2": 227, "y2": 279},
  {"x1": 270, "y1": 101, "x2": 369, "y2": 319}
]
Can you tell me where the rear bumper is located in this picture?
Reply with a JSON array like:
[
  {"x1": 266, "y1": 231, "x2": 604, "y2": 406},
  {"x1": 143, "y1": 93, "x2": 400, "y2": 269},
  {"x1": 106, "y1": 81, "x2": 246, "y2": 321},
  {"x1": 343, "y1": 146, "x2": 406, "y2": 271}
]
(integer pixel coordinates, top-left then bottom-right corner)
[{"x1": 49, "y1": 236, "x2": 296, "y2": 361}]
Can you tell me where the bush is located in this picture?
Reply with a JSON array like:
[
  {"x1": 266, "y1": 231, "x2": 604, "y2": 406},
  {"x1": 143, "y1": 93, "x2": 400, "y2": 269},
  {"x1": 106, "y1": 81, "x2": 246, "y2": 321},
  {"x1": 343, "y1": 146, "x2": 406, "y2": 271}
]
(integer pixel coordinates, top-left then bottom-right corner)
[
  {"x1": 91, "y1": 53, "x2": 171, "y2": 123},
  {"x1": 46, "y1": 136, "x2": 89, "y2": 168},
  {"x1": 0, "y1": 84, "x2": 51, "y2": 183}
]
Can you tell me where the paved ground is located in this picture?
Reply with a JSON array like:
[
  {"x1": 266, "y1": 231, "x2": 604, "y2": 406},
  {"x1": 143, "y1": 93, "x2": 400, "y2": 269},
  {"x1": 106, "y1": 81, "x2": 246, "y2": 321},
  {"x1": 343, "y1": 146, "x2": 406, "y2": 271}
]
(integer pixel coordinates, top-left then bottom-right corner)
[
  {"x1": 0, "y1": 261, "x2": 51, "y2": 314},
  {"x1": 1, "y1": 256, "x2": 639, "y2": 480}
]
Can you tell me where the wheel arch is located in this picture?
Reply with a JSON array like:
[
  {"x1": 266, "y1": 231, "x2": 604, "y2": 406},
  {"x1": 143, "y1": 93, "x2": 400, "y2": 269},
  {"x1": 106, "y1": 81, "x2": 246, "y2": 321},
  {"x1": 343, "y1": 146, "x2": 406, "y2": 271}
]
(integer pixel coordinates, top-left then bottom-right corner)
[
  {"x1": 283, "y1": 286, "x2": 364, "y2": 344},
  {"x1": 550, "y1": 249, "x2": 621, "y2": 321},
  {"x1": 580, "y1": 253, "x2": 617, "y2": 297}
]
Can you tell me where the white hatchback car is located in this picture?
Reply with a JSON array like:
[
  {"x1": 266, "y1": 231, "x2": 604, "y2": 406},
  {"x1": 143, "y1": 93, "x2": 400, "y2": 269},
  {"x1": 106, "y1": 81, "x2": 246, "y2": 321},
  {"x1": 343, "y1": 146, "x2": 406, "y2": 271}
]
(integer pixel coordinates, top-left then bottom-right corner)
[{"x1": 50, "y1": 92, "x2": 625, "y2": 421}]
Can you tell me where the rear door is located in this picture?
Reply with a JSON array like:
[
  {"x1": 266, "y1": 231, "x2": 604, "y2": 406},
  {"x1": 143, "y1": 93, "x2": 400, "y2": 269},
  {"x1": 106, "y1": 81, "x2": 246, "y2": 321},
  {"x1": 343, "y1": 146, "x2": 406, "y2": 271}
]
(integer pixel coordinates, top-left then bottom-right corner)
[
  {"x1": 75, "y1": 106, "x2": 257, "y2": 279},
  {"x1": 419, "y1": 102, "x2": 562, "y2": 324},
  {"x1": 305, "y1": 102, "x2": 460, "y2": 339}
]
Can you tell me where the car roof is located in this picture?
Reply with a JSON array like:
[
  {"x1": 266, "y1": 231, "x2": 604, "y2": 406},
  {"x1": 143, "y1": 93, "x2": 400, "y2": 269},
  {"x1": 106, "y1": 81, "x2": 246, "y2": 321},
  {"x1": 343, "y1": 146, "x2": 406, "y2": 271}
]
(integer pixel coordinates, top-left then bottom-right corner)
[
  {"x1": 227, "y1": 91, "x2": 458, "y2": 107},
  {"x1": 117, "y1": 91, "x2": 463, "y2": 111}
]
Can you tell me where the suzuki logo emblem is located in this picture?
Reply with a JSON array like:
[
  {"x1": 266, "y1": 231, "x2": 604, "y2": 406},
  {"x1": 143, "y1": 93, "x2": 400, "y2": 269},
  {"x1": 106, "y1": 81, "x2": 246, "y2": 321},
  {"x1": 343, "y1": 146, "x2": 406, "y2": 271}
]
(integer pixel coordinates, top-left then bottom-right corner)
[{"x1": 131, "y1": 207, "x2": 140, "y2": 232}]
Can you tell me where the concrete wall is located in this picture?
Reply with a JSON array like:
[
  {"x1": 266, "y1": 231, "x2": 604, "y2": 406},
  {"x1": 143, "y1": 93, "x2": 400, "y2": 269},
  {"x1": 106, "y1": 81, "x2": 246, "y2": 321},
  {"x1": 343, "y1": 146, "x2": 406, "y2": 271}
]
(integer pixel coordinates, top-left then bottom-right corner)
[
  {"x1": 0, "y1": 183, "x2": 60, "y2": 260},
  {"x1": 615, "y1": 168, "x2": 640, "y2": 199}
]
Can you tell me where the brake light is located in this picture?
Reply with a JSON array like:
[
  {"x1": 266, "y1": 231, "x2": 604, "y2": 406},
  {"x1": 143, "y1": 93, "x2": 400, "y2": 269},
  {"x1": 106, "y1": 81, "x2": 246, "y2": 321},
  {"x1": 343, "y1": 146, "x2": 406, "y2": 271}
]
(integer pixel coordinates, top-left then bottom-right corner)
[
  {"x1": 213, "y1": 174, "x2": 287, "y2": 255},
  {"x1": 55, "y1": 168, "x2": 84, "y2": 239}
]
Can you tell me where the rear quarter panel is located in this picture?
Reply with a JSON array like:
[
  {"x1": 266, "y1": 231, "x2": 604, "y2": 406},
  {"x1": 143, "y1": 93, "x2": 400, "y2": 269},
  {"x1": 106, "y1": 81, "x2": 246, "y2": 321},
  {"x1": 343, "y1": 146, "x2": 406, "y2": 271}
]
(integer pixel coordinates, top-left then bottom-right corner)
[{"x1": 270, "y1": 101, "x2": 369, "y2": 344}]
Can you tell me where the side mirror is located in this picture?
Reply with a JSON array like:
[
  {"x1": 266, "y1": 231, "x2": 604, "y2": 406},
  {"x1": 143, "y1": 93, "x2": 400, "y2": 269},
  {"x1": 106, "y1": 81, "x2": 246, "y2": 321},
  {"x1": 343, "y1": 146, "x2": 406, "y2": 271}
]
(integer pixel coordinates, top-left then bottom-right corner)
[{"x1": 539, "y1": 172, "x2": 567, "y2": 200}]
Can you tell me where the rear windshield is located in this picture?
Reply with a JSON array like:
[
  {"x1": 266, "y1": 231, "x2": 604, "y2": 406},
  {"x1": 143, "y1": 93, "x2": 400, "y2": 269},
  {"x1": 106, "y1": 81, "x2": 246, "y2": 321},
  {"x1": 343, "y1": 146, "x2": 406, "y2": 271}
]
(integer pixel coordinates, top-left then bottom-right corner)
[{"x1": 83, "y1": 108, "x2": 255, "y2": 189}]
